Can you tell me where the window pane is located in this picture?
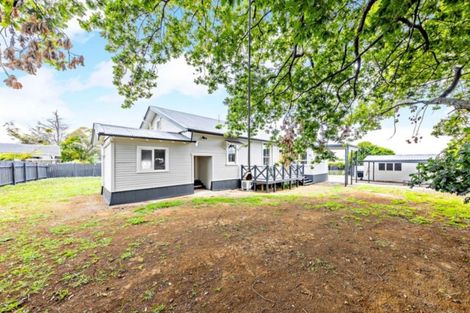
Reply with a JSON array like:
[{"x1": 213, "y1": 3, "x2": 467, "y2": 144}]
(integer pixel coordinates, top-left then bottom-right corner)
[
  {"x1": 378, "y1": 163, "x2": 385, "y2": 171},
  {"x1": 228, "y1": 145, "x2": 236, "y2": 163},
  {"x1": 141, "y1": 150, "x2": 152, "y2": 170},
  {"x1": 386, "y1": 163, "x2": 393, "y2": 171},
  {"x1": 263, "y1": 146, "x2": 270, "y2": 166},
  {"x1": 154, "y1": 149, "x2": 166, "y2": 170},
  {"x1": 394, "y1": 163, "x2": 402, "y2": 171}
]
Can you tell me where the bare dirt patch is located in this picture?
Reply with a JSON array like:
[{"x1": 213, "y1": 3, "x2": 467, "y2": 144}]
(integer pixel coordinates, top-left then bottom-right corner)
[{"x1": 18, "y1": 195, "x2": 469, "y2": 313}]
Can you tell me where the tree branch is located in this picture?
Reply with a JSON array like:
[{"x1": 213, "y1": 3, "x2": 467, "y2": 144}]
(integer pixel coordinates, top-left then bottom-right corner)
[
  {"x1": 353, "y1": 0, "x2": 378, "y2": 97},
  {"x1": 397, "y1": 16, "x2": 430, "y2": 50},
  {"x1": 440, "y1": 65, "x2": 464, "y2": 98}
]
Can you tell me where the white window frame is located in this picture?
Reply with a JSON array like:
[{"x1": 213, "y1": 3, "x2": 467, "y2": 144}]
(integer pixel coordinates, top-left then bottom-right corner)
[
  {"x1": 263, "y1": 144, "x2": 271, "y2": 166},
  {"x1": 136, "y1": 146, "x2": 169, "y2": 173},
  {"x1": 226, "y1": 143, "x2": 238, "y2": 165}
]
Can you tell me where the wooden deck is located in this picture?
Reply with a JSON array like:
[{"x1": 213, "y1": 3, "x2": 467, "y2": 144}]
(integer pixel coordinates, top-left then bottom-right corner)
[{"x1": 241, "y1": 164, "x2": 305, "y2": 192}]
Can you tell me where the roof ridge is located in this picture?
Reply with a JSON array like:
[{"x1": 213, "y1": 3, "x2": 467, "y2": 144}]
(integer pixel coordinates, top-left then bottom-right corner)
[
  {"x1": 151, "y1": 106, "x2": 226, "y2": 123},
  {"x1": 94, "y1": 122, "x2": 183, "y2": 135}
]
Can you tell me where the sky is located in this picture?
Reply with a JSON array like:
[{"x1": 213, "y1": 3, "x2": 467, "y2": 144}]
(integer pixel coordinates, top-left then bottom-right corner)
[{"x1": 0, "y1": 26, "x2": 450, "y2": 154}]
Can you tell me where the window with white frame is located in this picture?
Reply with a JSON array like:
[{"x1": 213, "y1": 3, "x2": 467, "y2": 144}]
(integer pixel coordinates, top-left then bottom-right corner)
[
  {"x1": 137, "y1": 147, "x2": 168, "y2": 172},
  {"x1": 263, "y1": 144, "x2": 271, "y2": 166},
  {"x1": 299, "y1": 152, "x2": 308, "y2": 165},
  {"x1": 227, "y1": 144, "x2": 237, "y2": 164}
]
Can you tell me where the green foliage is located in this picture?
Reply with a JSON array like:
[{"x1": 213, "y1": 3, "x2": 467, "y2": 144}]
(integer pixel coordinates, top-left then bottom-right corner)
[
  {"x1": 60, "y1": 127, "x2": 98, "y2": 163},
  {"x1": 0, "y1": 152, "x2": 33, "y2": 160},
  {"x1": 328, "y1": 161, "x2": 345, "y2": 170},
  {"x1": 356, "y1": 141, "x2": 395, "y2": 162},
  {"x1": 410, "y1": 112, "x2": 469, "y2": 203},
  {"x1": 82, "y1": 0, "x2": 468, "y2": 161},
  {"x1": 411, "y1": 141, "x2": 470, "y2": 203}
]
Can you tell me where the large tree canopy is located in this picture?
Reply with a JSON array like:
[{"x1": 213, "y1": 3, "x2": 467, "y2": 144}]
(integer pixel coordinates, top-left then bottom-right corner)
[
  {"x1": 356, "y1": 141, "x2": 395, "y2": 162},
  {"x1": 84, "y1": 0, "x2": 469, "y2": 158}
]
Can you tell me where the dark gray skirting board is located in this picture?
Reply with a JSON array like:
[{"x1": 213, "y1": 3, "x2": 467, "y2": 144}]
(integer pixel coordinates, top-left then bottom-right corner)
[
  {"x1": 211, "y1": 179, "x2": 241, "y2": 191},
  {"x1": 305, "y1": 173, "x2": 328, "y2": 183},
  {"x1": 103, "y1": 184, "x2": 194, "y2": 205}
]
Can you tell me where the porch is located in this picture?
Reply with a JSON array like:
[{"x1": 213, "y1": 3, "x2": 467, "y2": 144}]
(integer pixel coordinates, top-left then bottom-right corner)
[{"x1": 241, "y1": 164, "x2": 306, "y2": 192}]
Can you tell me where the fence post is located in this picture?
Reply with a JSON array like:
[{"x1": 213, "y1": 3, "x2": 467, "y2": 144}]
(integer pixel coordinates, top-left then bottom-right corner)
[
  {"x1": 36, "y1": 163, "x2": 39, "y2": 180},
  {"x1": 74, "y1": 163, "x2": 77, "y2": 177},
  {"x1": 24, "y1": 162, "x2": 27, "y2": 182},
  {"x1": 11, "y1": 162, "x2": 16, "y2": 185}
]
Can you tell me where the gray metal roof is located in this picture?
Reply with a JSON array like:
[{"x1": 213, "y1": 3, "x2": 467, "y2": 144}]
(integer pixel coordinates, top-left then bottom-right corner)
[
  {"x1": 149, "y1": 106, "x2": 271, "y2": 141},
  {"x1": 0, "y1": 143, "x2": 60, "y2": 156},
  {"x1": 93, "y1": 123, "x2": 193, "y2": 143},
  {"x1": 363, "y1": 154, "x2": 437, "y2": 162}
]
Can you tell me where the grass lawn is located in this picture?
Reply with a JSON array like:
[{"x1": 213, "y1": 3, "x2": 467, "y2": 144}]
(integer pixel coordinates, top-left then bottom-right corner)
[{"x1": 0, "y1": 178, "x2": 468, "y2": 312}]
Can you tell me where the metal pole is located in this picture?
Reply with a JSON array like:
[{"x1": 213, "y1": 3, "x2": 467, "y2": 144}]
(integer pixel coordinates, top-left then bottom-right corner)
[
  {"x1": 344, "y1": 145, "x2": 349, "y2": 186},
  {"x1": 355, "y1": 151, "x2": 358, "y2": 183},
  {"x1": 247, "y1": 0, "x2": 252, "y2": 170},
  {"x1": 373, "y1": 161, "x2": 375, "y2": 181}
]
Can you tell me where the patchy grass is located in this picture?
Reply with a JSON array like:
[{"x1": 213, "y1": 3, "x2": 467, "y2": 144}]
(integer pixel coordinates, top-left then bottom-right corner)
[
  {"x1": 0, "y1": 178, "x2": 468, "y2": 312},
  {"x1": 135, "y1": 200, "x2": 185, "y2": 214}
]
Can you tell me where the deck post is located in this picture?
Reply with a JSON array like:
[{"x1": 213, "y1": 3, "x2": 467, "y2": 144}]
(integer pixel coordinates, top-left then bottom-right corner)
[
  {"x1": 273, "y1": 165, "x2": 277, "y2": 192},
  {"x1": 266, "y1": 166, "x2": 269, "y2": 193},
  {"x1": 253, "y1": 166, "x2": 257, "y2": 191}
]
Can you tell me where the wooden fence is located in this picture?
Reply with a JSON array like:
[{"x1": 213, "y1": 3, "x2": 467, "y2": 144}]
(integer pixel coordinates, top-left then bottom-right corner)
[{"x1": 0, "y1": 161, "x2": 101, "y2": 187}]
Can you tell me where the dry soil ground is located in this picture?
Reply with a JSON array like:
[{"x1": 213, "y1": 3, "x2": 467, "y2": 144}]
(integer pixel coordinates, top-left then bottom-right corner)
[{"x1": 0, "y1": 178, "x2": 468, "y2": 313}]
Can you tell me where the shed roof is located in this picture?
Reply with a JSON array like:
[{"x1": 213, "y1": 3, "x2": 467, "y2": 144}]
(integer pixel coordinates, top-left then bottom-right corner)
[
  {"x1": 363, "y1": 154, "x2": 437, "y2": 162},
  {"x1": 0, "y1": 143, "x2": 60, "y2": 156},
  {"x1": 92, "y1": 123, "x2": 193, "y2": 143},
  {"x1": 148, "y1": 106, "x2": 271, "y2": 141}
]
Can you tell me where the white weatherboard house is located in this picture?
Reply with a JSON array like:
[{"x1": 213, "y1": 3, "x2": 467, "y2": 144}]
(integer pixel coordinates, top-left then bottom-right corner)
[
  {"x1": 362, "y1": 154, "x2": 436, "y2": 183},
  {"x1": 92, "y1": 106, "x2": 328, "y2": 205}
]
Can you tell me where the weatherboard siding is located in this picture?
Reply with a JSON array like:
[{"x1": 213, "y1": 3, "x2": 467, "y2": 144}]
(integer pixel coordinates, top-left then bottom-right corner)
[
  {"x1": 109, "y1": 133, "x2": 282, "y2": 194},
  {"x1": 113, "y1": 138, "x2": 192, "y2": 192}
]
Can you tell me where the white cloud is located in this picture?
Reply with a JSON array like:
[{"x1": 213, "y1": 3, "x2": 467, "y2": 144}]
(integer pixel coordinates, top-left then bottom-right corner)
[
  {"x1": 65, "y1": 17, "x2": 93, "y2": 43},
  {"x1": 0, "y1": 69, "x2": 71, "y2": 142},
  {"x1": 358, "y1": 127, "x2": 450, "y2": 154},
  {"x1": 151, "y1": 57, "x2": 209, "y2": 98}
]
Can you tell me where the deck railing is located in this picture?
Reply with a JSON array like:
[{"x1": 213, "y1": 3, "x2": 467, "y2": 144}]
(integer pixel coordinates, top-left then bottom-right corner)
[{"x1": 241, "y1": 164, "x2": 304, "y2": 184}]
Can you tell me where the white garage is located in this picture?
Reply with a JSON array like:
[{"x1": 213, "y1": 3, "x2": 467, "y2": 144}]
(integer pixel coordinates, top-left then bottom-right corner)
[{"x1": 362, "y1": 154, "x2": 436, "y2": 184}]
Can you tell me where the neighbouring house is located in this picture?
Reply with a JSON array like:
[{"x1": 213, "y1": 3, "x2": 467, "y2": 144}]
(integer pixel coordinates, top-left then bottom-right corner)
[
  {"x1": 362, "y1": 154, "x2": 437, "y2": 183},
  {"x1": 0, "y1": 143, "x2": 61, "y2": 162},
  {"x1": 92, "y1": 106, "x2": 328, "y2": 205}
]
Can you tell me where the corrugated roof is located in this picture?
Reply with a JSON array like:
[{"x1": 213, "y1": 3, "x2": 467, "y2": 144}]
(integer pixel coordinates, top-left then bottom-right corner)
[
  {"x1": 363, "y1": 154, "x2": 437, "y2": 162},
  {"x1": 93, "y1": 123, "x2": 192, "y2": 142},
  {"x1": 149, "y1": 106, "x2": 271, "y2": 141},
  {"x1": 0, "y1": 143, "x2": 60, "y2": 156}
]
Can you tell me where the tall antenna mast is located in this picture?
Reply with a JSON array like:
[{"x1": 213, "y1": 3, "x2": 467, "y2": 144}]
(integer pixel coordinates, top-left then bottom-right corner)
[{"x1": 247, "y1": 0, "x2": 252, "y2": 169}]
